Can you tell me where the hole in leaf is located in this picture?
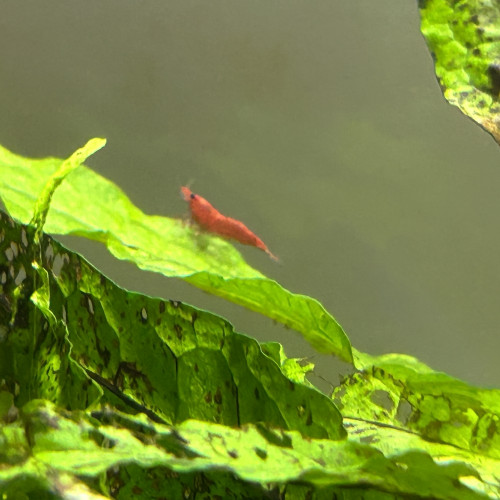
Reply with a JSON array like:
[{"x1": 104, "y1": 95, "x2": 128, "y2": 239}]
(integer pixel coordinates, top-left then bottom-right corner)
[
  {"x1": 9, "y1": 242, "x2": 19, "y2": 259},
  {"x1": 52, "y1": 253, "x2": 65, "y2": 277},
  {"x1": 45, "y1": 243, "x2": 54, "y2": 264},
  {"x1": 396, "y1": 398, "x2": 413, "y2": 425},
  {"x1": 360, "y1": 434, "x2": 377, "y2": 444},
  {"x1": 87, "y1": 296, "x2": 94, "y2": 315},
  {"x1": 14, "y1": 265, "x2": 26, "y2": 286},
  {"x1": 4, "y1": 247, "x2": 13, "y2": 262},
  {"x1": 21, "y1": 229, "x2": 28, "y2": 248},
  {"x1": 370, "y1": 390, "x2": 394, "y2": 412}
]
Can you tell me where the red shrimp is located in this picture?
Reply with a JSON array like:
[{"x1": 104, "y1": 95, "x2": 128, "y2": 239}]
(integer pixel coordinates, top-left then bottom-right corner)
[{"x1": 181, "y1": 186, "x2": 279, "y2": 261}]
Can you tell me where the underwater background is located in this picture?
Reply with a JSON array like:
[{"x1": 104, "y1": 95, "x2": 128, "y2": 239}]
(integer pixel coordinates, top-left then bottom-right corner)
[{"x1": 0, "y1": 1, "x2": 498, "y2": 387}]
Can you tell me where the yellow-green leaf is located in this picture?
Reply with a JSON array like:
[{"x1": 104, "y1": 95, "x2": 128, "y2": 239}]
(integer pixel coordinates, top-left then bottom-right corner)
[{"x1": 0, "y1": 143, "x2": 353, "y2": 363}]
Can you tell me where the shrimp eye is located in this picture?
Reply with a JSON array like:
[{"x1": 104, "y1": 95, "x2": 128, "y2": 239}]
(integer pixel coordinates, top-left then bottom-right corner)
[{"x1": 190, "y1": 193, "x2": 195, "y2": 199}]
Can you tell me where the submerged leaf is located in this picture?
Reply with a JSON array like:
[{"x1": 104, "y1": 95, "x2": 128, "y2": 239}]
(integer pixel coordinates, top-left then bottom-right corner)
[
  {"x1": 334, "y1": 352, "x2": 500, "y2": 461},
  {"x1": 0, "y1": 400, "x2": 497, "y2": 499},
  {"x1": 1, "y1": 142, "x2": 499, "y2": 498},
  {"x1": 30, "y1": 137, "x2": 106, "y2": 242},
  {"x1": 419, "y1": 0, "x2": 500, "y2": 143},
  {"x1": 0, "y1": 210, "x2": 345, "y2": 439},
  {"x1": 0, "y1": 143, "x2": 353, "y2": 363}
]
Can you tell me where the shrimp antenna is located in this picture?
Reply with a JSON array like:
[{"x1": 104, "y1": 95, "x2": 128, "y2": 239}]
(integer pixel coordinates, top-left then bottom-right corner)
[{"x1": 180, "y1": 179, "x2": 196, "y2": 200}]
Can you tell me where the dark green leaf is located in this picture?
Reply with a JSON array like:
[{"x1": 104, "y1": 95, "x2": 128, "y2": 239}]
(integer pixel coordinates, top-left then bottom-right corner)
[{"x1": 0, "y1": 210, "x2": 344, "y2": 439}]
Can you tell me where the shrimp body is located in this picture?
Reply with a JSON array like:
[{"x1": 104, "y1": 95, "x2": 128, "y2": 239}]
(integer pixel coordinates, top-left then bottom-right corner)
[{"x1": 181, "y1": 186, "x2": 278, "y2": 261}]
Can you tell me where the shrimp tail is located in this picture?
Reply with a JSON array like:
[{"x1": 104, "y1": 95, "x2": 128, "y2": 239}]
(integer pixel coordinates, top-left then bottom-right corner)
[{"x1": 265, "y1": 248, "x2": 280, "y2": 263}]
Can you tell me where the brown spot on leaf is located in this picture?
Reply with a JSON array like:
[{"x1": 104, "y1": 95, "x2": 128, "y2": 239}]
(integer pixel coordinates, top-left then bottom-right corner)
[
  {"x1": 214, "y1": 388, "x2": 222, "y2": 405},
  {"x1": 174, "y1": 324, "x2": 183, "y2": 340},
  {"x1": 306, "y1": 411, "x2": 313, "y2": 426}
]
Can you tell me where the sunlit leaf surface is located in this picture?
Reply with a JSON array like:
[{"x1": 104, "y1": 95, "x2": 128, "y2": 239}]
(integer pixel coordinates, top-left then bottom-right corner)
[
  {"x1": 0, "y1": 210, "x2": 343, "y2": 439},
  {"x1": 1, "y1": 400, "x2": 497, "y2": 499},
  {"x1": 0, "y1": 142, "x2": 352, "y2": 363},
  {"x1": 334, "y1": 353, "x2": 500, "y2": 491},
  {"x1": 1, "y1": 143, "x2": 500, "y2": 498},
  {"x1": 419, "y1": 0, "x2": 500, "y2": 143}
]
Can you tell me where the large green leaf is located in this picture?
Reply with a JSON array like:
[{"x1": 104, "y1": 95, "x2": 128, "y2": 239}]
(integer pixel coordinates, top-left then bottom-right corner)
[
  {"x1": 0, "y1": 210, "x2": 344, "y2": 439},
  {"x1": 419, "y1": 0, "x2": 500, "y2": 144},
  {"x1": 334, "y1": 353, "x2": 500, "y2": 498},
  {"x1": 1, "y1": 400, "x2": 497, "y2": 499},
  {"x1": 1, "y1": 210, "x2": 499, "y2": 499},
  {"x1": 333, "y1": 353, "x2": 500, "y2": 461},
  {"x1": 343, "y1": 418, "x2": 499, "y2": 499},
  {"x1": 0, "y1": 142, "x2": 353, "y2": 364},
  {"x1": 2, "y1": 141, "x2": 500, "y2": 498}
]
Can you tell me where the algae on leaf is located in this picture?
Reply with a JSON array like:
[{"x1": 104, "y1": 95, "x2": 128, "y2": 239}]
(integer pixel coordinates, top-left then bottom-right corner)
[{"x1": 419, "y1": 0, "x2": 500, "y2": 143}]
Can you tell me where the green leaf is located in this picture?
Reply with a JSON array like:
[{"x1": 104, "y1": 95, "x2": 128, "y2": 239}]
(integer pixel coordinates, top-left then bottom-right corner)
[
  {"x1": 2, "y1": 142, "x2": 499, "y2": 498},
  {"x1": 1, "y1": 400, "x2": 497, "y2": 499},
  {"x1": 0, "y1": 391, "x2": 14, "y2": 419},
  {"x1": 0, "y1": 214, "x2": 103, "y2": 409},
  {"x1": 343, "y1": 418, "x2": 500, "y2": 499},
  {"x1": 419, "y1": 0, "x2": 500, "y2": 144},
  {"x1": 0, "y1": 142, "x2": 353, "y2": 364},
  {"x1": 0, "y1": 210, "x2": 345, "y2": 440},
  {"x1": 261, "y1": 341, "x2": 315, "y2": 385},
  {"x1": 334, "y1": 352, "x2": 500, "y2": 461},
  {"x1": 30, "y1": 137, "x2": 106, "y2": 243}
]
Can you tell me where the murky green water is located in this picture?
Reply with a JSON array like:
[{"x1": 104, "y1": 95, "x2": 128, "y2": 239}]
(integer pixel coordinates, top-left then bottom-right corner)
[{"x1": 1, "y1": 1, "x2": 498, "y2": 387}]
